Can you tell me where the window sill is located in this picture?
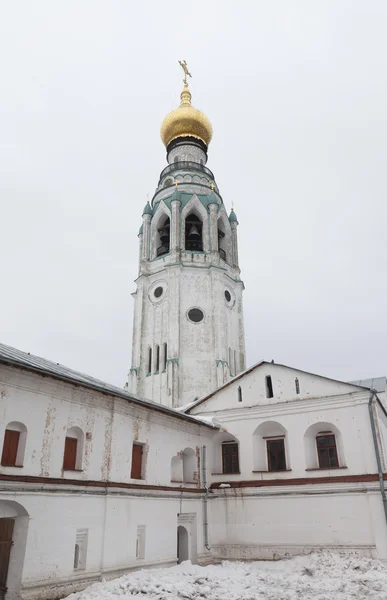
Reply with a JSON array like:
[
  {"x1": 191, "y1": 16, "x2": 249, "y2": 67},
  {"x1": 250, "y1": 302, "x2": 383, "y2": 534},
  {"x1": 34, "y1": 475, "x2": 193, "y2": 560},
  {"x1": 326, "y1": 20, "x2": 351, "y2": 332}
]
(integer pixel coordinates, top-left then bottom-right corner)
[
  {"x1": 63, "y1": 469, "x2": 83, "y2": 472},
  {"x1": 146, "y1": 373, "x2": 151, "y2": 377},
  {"x1": 305, "y1": 466, "x2": 347, "y2": 471},
  {"x1": 171, "y1": 480, "x2": 183, "y2": 483},
  {"x1": 252, "y1": 469, "x2": 292, "y2": 473},
  {"x1": 1, "y1": 464, "x2": 24, "y2": 468},
  {"x1": 131, "y1": 477, "x2": 143, "y2": 481},
  {"x1": 154, "y1": 371, "x2": 159, "y2": 375},
  {"x1": 212, "y1": 472, "x2": 241, "y2": 475}
]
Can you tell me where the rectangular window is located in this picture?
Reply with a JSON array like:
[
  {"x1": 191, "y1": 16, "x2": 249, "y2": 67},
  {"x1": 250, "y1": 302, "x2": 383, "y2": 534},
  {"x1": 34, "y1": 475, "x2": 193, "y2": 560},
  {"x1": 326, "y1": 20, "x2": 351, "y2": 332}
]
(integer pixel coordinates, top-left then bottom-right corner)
[
  {"x1": 155, "y1": 345, "x2": 160, "y2": 372},
  {"x1": 267, "y1": 438, "x2": 286, "y2": 472},
  {"x1": 1, "y1": 430, "x2": 20, "y2": 467},
  {"x1": 163, "y1": 343, "x2": 167, "y2": 371},
  {"x1": 136, "y1": 525, "x2": 146, "y2": 559},
  {"x1": 74, "y1": 529, "x2": 88, "y2": 570},
  {"x1": 63, "y1": 437, "x2": 77, "y2": 470},
  {"x1": 131, "y1": 443, "x2": 143, "y2": 479},
  {"x1": 147, "y1": 348, "x2": 152, "y2": 375},
  {"x1": 222, "y1": 442, "x2": 239, "y2": 474},
  {"x1": 317, "y1": 434, "x2": 339, "y2": 468},
  {"x1": 238, "y1": 386, "x2": 242, "y2": 402},
  {"x1": 265, "y1": 375, "x2": 274, "y2": 398}
]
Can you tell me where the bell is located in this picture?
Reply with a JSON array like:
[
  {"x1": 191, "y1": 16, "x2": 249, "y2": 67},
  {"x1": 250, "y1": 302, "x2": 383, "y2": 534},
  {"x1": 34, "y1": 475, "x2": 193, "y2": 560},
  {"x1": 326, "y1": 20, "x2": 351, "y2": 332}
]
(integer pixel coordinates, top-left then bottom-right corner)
[{"x1": 188, "y1": 224, "x2": 200, "y2": 238}]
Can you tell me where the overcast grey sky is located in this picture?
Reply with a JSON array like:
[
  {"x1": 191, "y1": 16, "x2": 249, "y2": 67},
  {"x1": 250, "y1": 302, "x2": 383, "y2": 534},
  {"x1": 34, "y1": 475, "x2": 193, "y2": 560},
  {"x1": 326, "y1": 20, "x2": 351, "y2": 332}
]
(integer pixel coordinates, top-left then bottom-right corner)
[{"x1": 1, "y1": 1, "x2": 386, "y2": 387}]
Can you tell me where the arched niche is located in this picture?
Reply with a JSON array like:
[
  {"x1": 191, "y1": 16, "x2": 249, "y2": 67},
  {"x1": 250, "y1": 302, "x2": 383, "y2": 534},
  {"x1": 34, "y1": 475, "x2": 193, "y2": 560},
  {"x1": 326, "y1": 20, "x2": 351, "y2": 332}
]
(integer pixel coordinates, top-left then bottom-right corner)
[
  {"x1": 171, "y1": 455, "x2": 182, "y2": 483},
  {"x1": 252, "y1": 421, "x2": 289, "y2": 472},
  {"x1": 304, "y1": 422, "x2": 345, "y2": 469},
  {"x1": 0, "y1": 500, "x2": 29, "y2": 600},
  {"x1": 64, "y1": 426, "x2": 84, "y2": 471},
  {"x1": 182, "y1": 448, "x2": 196, "y2": 483}
]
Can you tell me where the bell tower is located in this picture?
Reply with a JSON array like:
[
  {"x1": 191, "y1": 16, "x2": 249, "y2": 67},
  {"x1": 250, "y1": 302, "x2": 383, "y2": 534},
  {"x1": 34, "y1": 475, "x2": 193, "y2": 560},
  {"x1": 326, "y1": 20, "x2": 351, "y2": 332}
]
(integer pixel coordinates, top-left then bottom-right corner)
[{"x1": 128, "y1": 63, "x2": 246, "y2": 408}]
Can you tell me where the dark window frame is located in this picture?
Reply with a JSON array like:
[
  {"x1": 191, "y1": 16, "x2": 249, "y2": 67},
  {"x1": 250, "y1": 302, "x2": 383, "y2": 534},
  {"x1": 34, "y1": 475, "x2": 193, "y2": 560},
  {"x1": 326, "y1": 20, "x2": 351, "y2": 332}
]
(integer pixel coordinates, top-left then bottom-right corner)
[
  {"x1": 316, "y1": 434, "x2": 339, "y2": 468},
  {"x1": 1, "y1": 429, "x2": 20, "y2": 467},
  {"x1": 266, "y1": 438, "x2": 286, "y2": 472},
  {"x1": 265, "y1": 375, "x2": 274, "y2": 398},
  {"x1": 221, "y1": 441, "x2": 239, "y2": 474},
  {"x1": 131, "y1": 442, "x2": 144, "y2": 480},
  {"x1": 155, "y1": 345, "x2": 160, "y2": 372}
]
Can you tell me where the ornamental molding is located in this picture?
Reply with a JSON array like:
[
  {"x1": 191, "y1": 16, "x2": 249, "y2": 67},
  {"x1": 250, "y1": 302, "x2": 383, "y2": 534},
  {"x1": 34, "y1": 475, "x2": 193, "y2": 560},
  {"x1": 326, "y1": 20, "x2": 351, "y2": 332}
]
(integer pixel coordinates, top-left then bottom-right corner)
[
  {"x1": 216, "y1": 359, "x2": 229, "y2": 367},
  {"x1": 167, "y1": 358, "x2": 179, "y2": 366}
]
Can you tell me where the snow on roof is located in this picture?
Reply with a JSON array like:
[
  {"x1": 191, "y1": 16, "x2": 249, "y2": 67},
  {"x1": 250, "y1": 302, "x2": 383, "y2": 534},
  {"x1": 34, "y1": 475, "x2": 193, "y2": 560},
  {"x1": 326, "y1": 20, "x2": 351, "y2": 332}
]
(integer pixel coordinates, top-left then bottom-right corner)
[{"x1": 0, "y1": 342, "x2": 218, "y2": 429}]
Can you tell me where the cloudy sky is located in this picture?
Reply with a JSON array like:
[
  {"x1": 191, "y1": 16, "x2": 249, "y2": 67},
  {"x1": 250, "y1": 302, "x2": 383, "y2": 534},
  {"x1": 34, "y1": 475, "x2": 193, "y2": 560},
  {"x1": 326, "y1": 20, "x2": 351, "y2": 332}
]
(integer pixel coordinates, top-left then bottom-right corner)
[{"x1": 1, "y1": 1, "x2": 386, "y2": 388}]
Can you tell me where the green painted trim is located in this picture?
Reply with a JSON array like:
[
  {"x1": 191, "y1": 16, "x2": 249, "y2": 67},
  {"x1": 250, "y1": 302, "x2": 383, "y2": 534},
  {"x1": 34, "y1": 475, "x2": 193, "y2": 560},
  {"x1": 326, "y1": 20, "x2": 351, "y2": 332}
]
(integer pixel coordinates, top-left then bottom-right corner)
[
  {"x1": 166, "y1": 358, "x2": 179, "y2": 366},
  {"x1": 129, "y1": 367, "x2": 139, "y2": 375},
  {"x1": 154, "y1": 370, "x2": 159, "y2": 375},
  {"x1": 216, "y1": 359, "x2": 228, "y2": 367},
  {"x1": 146, "y1": 372, "x2": 151, "y2": 377},
  {"x1": 150, "y1": 252, "x2": 171, "y2": 263}
]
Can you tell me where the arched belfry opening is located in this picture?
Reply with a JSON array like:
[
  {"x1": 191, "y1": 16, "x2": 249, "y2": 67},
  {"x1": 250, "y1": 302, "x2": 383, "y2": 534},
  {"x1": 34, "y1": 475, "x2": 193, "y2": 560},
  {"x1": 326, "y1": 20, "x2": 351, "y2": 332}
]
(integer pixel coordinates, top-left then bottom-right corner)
[
  {"x1": 185, "y1": 214, "x2": 203, "y2": 252},
  {"x1": 156, "y1": 216, "x2": 170, "y2": 257},
  {"x1": 217, "y1": 219, "x2": 227, "y2": 261}
]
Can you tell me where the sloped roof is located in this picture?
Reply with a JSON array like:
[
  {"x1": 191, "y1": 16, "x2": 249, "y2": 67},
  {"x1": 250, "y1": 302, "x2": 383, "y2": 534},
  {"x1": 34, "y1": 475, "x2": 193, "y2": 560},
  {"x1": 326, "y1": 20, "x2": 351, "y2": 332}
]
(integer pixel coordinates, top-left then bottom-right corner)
[
  {"x1": 350, "y1": 377, "x2": 386, "y2": 393},
  {"x1": 0, "y1": 342, "x2": 217, "y2": 429},
  {"x1": 185, "y1": 360, "x2": 372, "y2": 413}
]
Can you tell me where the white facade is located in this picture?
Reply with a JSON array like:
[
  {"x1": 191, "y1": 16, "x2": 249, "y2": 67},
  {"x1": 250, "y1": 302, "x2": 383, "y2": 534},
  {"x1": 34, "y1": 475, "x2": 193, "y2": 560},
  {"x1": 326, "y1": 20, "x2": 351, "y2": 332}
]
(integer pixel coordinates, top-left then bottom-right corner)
[
  {"x1": 128, "y1": 137, "x2": 246, "y2": 408},
  {"x1": 1, "y1": 349, "x2": 387, "y2": 599},
  {"x1": 188, "y1": 362, "x2": 387, "y2": 562},
  {"x1": 0, "y1": 354, "x2": 215, "y2": 599}
]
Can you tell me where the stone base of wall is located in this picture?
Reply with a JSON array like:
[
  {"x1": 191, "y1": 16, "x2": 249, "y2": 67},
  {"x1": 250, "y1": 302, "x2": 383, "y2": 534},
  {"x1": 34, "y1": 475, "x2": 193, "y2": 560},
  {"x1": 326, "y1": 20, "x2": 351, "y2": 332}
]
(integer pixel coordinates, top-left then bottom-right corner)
[
  {"x1": 211, "y1": 543, "x2": 378, "y2": 562},
  {"x1": 20, "y1": 558, "x2": 177, "y2": 600}
]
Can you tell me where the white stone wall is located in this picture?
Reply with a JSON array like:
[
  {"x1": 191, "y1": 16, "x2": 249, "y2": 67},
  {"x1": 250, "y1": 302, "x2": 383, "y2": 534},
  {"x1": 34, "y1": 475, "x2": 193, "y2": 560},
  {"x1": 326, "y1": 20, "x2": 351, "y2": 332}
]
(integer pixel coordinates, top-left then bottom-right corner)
[{"x1": 0, "y1": 364, "x2": 214, "y2": 599}]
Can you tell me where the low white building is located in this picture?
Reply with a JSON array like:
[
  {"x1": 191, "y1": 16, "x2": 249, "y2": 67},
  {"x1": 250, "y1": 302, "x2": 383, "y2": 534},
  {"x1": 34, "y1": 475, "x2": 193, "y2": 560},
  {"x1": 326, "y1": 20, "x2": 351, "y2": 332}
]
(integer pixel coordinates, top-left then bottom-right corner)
[
  {"x1": 1, "y1": 345, "x2": 387, "y2": 599},
  {"x1": 187, "y1": 361, "x2": 387, "y2": 563}
]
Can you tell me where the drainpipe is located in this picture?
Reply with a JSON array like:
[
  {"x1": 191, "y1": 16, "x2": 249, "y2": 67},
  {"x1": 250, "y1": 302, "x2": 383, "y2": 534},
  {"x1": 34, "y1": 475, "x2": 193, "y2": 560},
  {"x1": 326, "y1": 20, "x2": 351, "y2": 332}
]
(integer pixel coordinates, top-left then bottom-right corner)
[
  {"x1": 201, "y1": 445, "x2": 211, "y2": 551},
  {"x1": 368, "y1": 390, "x2": 387, "y2": 526}
]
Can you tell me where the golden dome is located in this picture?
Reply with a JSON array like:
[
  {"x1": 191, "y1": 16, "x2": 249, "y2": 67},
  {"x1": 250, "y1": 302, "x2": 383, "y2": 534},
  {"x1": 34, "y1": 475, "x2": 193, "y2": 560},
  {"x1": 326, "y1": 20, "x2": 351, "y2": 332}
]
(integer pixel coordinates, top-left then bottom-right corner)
[{"x1": 160, "y1": 84, "x2": 213, "y2": 148}]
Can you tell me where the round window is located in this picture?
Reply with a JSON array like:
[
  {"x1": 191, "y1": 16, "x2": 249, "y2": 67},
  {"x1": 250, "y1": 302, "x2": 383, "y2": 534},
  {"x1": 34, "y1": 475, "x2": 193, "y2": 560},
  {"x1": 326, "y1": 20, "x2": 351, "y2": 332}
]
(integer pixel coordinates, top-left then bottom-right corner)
[
  {"x1": 154, "y1": 286, "x2": 163, "y2": 298},
  {"x1": 188, "y1": 308, "x2": 204, "y2": 323},
  {"x1": 224, "y1": 290, "x2": 231, "y2": 302}
]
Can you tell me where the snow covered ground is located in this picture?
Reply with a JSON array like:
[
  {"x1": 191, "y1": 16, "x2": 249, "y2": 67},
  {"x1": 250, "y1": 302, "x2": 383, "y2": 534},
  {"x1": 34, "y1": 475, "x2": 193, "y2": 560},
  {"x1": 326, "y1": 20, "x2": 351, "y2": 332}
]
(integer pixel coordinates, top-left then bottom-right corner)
[{"x1": 66, "y1": 552, "x2": 387, "y2": 600}]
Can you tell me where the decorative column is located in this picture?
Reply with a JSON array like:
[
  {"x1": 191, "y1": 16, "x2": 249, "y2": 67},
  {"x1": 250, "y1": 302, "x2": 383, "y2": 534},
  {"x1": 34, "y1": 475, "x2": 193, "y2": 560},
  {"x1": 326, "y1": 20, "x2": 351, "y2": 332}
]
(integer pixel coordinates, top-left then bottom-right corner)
[
  {"x1": 208, "y1": 197, "x2": 218, "y2": 253},
  {"x1": 170, "y1": 186, "x2": 181, "y2": 259},
  {"x1": 229, "y1": 209, "x2": 239, "y2": 268},
  {"x1": 138, "y1": 225, "x2": 143, "y2": 275},
  {"x1": 142, "y1": 201, "x2": 153, "y2": 261}
]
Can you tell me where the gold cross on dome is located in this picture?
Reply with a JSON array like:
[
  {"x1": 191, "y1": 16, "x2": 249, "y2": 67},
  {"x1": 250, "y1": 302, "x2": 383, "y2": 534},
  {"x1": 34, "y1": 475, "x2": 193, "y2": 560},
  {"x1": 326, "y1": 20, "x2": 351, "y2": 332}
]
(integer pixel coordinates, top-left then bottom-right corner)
[
  {"x1": 173, "y1": 179, "x2": 179, "y2": 188},
  {"x1": 209, "y1": 181, "x2": 216, "y2": 191},
  {"x1": 178, "y1": 60, "x2": 192, "y2": 86}
]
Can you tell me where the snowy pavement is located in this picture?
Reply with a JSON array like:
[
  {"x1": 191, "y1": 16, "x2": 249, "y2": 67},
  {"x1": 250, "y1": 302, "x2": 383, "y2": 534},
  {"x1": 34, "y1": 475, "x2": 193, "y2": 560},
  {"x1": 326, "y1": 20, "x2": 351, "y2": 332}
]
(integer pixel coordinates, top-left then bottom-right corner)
[{"x1": 66, "y1": 552, "x2": 387, "y2": 600}]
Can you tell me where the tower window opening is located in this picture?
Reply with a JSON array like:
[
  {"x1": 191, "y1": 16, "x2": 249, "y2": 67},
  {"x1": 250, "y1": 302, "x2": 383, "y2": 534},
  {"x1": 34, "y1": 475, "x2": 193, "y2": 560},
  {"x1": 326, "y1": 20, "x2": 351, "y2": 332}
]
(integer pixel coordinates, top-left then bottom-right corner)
[
  {"x1": 238, "y1": 386, "x2": 242, "y2": 402},
  {"x1": 155, "y1": 345, "x2": 160, "y2": 372},
  {"x1": 265, "y1": 375, "x2": 274, "y2": 398},
  {"x1": 185, "y1": 214, "x2": 203, "y2": 252},
  {"x1": 295, "y1": 377, "x2": 300, "y2": 394},
  {"x1": 187, "y1": 308, "x2": 204, "y2": 323},
  {"x1": 147, "y1": 348, "x2": 152, "y2": 375},
  {"x1": 217, "y1": 221, "x2": 227, "y2": 261},
  {"x1": 154, "y1": 286, "x2": 163, "y2": 298},
  {"x1": 224, "y1": 290, "x2": 231, "y2": 302},
  {"x1": 163, "y1": 343, "x2": 167, "y2": 371},
  {"x1": 157, "y1": 217, "x2": 170, "y2": 257}
]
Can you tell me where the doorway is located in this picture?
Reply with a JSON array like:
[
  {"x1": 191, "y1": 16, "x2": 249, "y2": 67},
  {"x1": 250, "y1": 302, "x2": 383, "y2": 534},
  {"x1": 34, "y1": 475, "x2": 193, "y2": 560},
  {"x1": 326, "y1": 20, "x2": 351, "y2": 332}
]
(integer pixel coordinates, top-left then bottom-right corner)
[
  {"x1": 0, "y1": 519, "x2": 14, "y2": 599},
  {"x1": 177, "y1": 525, "x2": 189, "y2": 564}
]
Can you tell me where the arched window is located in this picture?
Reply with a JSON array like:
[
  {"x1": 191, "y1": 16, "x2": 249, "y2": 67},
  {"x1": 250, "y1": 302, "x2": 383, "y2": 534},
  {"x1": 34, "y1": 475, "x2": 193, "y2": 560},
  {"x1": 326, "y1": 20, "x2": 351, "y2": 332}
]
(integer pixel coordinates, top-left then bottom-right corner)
[
  {"x1": 182, "y1": 448, "x2": 196, "y2": 483},
  {"x1": 295, "y1": 378, "x2": 300, "y2": 394},
  {"x1": 147, "y1": 347, "x2": 152, "y2": 375},
  {"x1": 156, "y1": 216, "x2": 170, "y2": 257},
  {"x1": 185, "y1": 214, "x2": 203, "y2": 252},
  {"x1": 218, "y1": 219, "x2": 227, "y2": 261},
  {"x1": 155, "y1": 345, "x2": 160, "y2": 372},
  {"x1": 304, "y1": 423, "x2": 344, "y2": 470},
  {"x1": 212, "y1": 432, "x2": 240, "y2": 475},
  {"x1": 63, "y1": 426, "x2": 84, "y2": 471},
  {"x1": 1, "y1": 422, "x2": 27, "y2": 467},
  {"x1": 238, "y1": 386, "x2": 242, "y2": 402},
  {"x1": 253, "y1": 421, "x2": 288, "y2": 472},
  {"x1": 265, "y1": 375, "x2": 274, "y2": 398},
  {"x1": 163, "y1": 343, "x2": 167, "y2": 371}
]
